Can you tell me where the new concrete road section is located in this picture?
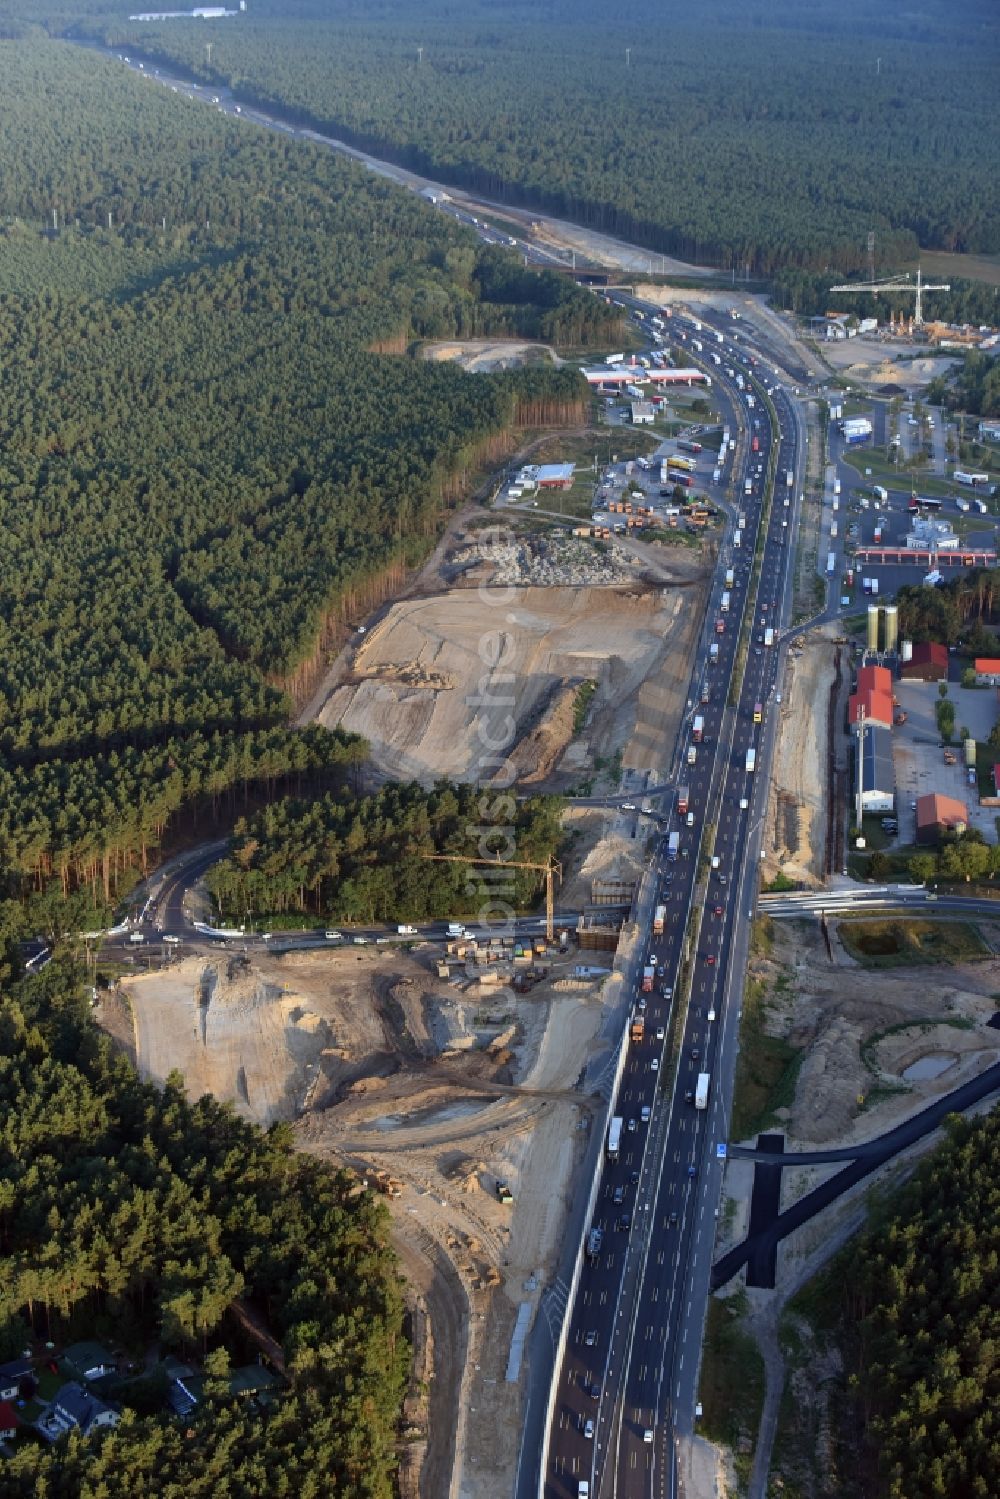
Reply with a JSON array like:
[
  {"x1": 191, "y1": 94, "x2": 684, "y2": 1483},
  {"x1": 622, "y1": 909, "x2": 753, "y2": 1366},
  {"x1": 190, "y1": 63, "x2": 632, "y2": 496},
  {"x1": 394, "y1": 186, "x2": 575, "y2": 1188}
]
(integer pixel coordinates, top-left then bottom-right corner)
[{"x1": 538, "y1": 308, "x2": 805, "y2": 1499}]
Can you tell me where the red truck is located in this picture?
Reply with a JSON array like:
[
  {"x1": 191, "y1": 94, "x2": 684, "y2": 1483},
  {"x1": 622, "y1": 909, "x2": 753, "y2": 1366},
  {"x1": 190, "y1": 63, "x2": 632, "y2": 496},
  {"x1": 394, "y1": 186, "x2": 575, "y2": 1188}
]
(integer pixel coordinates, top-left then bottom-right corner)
[
  {"x1": 677, "y1": 785, "x2": 689, "y2": 816},
  {"x1": 751, "y1": 435, "x2": 760, "y2": 453},
  {"x1": 642, "y1": 965, "x2": 655, "y2": 993}
]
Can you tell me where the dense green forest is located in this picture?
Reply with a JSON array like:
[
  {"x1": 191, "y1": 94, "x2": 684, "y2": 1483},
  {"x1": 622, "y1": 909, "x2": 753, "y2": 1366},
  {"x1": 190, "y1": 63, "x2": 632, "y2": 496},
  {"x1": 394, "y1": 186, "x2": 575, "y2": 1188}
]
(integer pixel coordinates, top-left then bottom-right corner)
[
  {"x1": 21, "y1": 0, "x2": 999, "y2": 275},
  {"x1": 0, "y1": 35, "x2": 600, "y2": 902},
  {"x1": 895, "y1": 571, "x2": 1000, "y2": 648},
  {"x1": 207, "y1": 780, "x2": 564, "y2": 922},
  {"x1": 927, "y1": 352, "x2": 1000, "y2": 419},
  {"x1": 0, "y1": 960, "x2": 407, "y2": 1494},
  {"x1": 832, "y1": 1110, "x2": 1000, "y2": 1497}
]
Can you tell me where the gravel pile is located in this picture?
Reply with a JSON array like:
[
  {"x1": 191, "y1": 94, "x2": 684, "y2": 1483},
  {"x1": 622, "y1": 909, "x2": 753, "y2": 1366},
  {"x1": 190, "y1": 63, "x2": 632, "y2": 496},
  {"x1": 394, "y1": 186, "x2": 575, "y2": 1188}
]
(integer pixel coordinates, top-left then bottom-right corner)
[{"x1": 451, "y1": 532, "x2": 635, "y2": 587}]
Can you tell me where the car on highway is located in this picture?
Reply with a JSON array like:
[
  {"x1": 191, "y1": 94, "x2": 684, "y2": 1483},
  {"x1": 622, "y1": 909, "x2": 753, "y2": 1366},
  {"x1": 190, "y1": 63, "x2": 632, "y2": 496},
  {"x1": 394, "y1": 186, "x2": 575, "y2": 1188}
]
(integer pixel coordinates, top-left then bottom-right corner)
[
  {"x1": 627, "y1": 1117, "x2": 637, "y2": 1132},
  {"x1": 584, "y1": 1329, "x2": 598, "y2": 1347},
  {"x1": 325, "y1": 930, "x2": 343, "y2": 941},
  {"x1": 616, "y1": 1213, "x2": 632, "y2": 1231},
  {"x1": 705, "y1": 954, "x2": 716, "y2": 965},
  {"x1": 691, "y1": 1047, "x2": 701, "y2": 1061},
  {"x1": 613, "y1": 1185, "x2": 625, "y2": 1204},
  {"x1": 644, "y1": 1428, "x2": 654, "y2": 1443},
  {"x1": 640, "y1": 1105, "x2": 651, "y2": 1123},
  {"x1": 637, "y1": 995, "x2": 647, "y2": 1012},
  {"x1": 684, "y1": 1088, "x2": 694, "y2": 1104},
  {"x1": 630, "y1": 1170, "x2": 640, "y2": 1186},
  {"x1": 687, "y1": 1164, "x2": 698, "y2": 1178},
  {"x1": 583, "y1": 1418, "x2": 595, "y2": 1440},
  {"x1": 651, "y1": 1058, "x2": 659, "y2": 1072},
  {"x1": 668, "y1": 1210, "x2": 679, "y2": 1226},
  {"x1": 714, "y1": 905, "x2": 723, "y2": 916},
  {"x1": 656, "y1": 1026, "x2": 665, "y2": 1041}
]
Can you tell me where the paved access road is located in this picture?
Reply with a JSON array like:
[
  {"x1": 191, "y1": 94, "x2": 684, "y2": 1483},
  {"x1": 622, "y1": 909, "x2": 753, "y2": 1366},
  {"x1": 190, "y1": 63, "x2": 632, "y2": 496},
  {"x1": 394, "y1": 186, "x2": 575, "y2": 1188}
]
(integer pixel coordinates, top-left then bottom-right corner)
[{"x1": 539, "y1": 305, "x2": 806, "y2": 1499}]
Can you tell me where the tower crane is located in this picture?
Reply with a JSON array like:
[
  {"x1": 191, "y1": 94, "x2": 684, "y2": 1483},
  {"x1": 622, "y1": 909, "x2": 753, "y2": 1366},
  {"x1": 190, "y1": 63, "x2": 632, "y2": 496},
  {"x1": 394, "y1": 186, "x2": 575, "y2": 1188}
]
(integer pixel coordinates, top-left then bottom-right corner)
[
  {"x1": 828, "y1": 265, "x2": 950, "y2": 327},
  {"x1": 420, "y1": 852, "x2": 562, "y2": 942}
]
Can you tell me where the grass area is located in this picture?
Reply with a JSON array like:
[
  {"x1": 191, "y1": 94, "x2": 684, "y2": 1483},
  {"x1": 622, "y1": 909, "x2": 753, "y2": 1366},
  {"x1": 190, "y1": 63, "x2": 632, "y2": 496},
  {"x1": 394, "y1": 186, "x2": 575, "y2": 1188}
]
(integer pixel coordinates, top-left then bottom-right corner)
[
  {"x1": 764, "y1": 870, "x2": 798, "y2": 893},
  {"x1": 838, "y1": 917, "x2": 990, "y2": 967},
  {"x1": 699, "y1": 1292, "x2": 765, "y2": 1490},
  {"x1": 572, "y1": 679, "x2": 597, "y2": 732},
  {"x1": 731, "y1": 962, "x2": 805, "y2": 1140},
  {"x1": 917, "y1": 249, "x2": 1000, "y2": 287}
]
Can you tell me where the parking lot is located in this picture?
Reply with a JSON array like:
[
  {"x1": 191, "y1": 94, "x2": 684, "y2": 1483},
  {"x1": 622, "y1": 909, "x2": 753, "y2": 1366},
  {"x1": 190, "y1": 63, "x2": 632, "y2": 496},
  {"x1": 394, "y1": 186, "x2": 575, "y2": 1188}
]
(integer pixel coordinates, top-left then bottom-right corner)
[{"x1": 891, "y1": 679, "x2": 1000, "y2": 842}]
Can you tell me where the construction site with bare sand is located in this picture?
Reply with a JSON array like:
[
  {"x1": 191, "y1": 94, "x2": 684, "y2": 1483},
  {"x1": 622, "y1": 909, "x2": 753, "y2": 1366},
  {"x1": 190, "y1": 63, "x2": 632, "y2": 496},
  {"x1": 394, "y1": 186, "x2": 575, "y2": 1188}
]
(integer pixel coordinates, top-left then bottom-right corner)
[{"x1": 100, "y1": 497, "x2": 713, "y2": 1499}]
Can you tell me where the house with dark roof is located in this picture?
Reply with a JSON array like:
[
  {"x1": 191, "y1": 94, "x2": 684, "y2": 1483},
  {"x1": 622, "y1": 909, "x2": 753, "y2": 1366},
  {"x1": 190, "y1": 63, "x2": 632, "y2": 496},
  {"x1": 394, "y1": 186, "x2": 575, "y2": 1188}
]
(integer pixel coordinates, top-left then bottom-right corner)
[
  {"x1": 0, "y1": 1357, "x2": 33, "y2": 1402},
  {"x1": 859, "y1": 725, "x2": 895, "y2": 813},
  {"x1": 62, "y1": 1341, "x2": 115, "y2": 1383},
  {"x1": 899, "y1": 642, "x2": 948, "y2": 681},
  {"x1": 37, "y1": 1382, "x2": 119, "y2": 1442}
]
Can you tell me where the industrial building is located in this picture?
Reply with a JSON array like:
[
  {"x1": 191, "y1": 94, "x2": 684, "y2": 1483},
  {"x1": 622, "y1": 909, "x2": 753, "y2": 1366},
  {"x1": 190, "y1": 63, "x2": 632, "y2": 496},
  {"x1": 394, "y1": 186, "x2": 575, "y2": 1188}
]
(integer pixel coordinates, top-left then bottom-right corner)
[
  {"x1": 535, "y1": 463, "x2": 575, "y2": 489},
  {"x1": 974, "y1": 657, "x2": 1000, "y2": 686},
  {"x1": 906, "y1": 517, "x2": 959, "y2": 550},
  {"x1": 629, "y1": 402, "x2": 655, "y2": 425},
  {"x1": 978, "y1": 421, "x2": 1000, "y2": 443},
  {"x1": 899, "y1": 642, "x2": 948, "y2": 681},
  {"x1": 859, "y1": 725, "x2": 895, "y2": 812},
  {"x1": 581, "y1": 366, "x2": 710, "y2": 387},
  {"x1": 915, "y1": 793, "x2": 969, "y2": 842}
]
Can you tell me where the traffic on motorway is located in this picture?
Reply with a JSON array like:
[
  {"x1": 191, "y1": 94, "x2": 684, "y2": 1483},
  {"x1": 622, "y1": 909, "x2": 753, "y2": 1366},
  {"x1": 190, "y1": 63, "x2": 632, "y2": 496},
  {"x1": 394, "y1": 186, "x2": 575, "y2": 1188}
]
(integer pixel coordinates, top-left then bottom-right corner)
[{"x1": 543, "y1": 304, "x2": 803, "y2": 1499}]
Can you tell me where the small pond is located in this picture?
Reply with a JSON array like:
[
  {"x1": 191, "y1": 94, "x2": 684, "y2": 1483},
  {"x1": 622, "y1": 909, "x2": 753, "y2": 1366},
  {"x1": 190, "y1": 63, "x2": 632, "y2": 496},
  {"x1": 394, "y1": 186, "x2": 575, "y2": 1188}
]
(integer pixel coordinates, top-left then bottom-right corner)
[{"x1": 901, "y1": 1053, "x2": 957, "y2": 1082}]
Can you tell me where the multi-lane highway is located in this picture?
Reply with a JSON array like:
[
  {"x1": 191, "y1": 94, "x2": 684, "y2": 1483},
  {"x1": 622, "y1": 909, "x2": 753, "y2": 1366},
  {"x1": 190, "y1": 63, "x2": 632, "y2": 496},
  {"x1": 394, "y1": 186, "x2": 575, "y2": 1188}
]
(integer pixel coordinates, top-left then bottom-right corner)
[{"x1": 539, "y1": 308, "x2": 806, "y2": 1499}]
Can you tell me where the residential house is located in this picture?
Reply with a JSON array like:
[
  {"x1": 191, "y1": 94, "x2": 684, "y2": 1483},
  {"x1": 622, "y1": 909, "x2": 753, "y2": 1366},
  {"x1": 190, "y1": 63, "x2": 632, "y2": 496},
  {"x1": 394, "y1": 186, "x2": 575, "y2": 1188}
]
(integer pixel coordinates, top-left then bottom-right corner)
[
  {"x1": 37, "y1": 1382, "x2": 119, "y2": 1442},
  {"x1": 899, "y1": 642, "x2": 948, "y2": 682},
  {"x1": 62, "y1": 1341, "x2": 115, "y2": 1383},
  {"x1": 0, "y1": 1357, "x2": 33, "y2": 1402},
  {"x1": 916, "y1": 793, "x2": 969, "y2": 842}
]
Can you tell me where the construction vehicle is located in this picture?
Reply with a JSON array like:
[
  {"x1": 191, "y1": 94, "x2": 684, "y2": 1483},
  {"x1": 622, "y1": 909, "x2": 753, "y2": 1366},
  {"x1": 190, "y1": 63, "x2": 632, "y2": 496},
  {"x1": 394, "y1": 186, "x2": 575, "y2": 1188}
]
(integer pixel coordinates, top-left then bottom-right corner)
[
  {"x1": 369, "y1": 1170, "x2": 403, "y2": 1199},
  {"x1": 495, "y1": 1180, "x2": 513, "y2": 1204}
]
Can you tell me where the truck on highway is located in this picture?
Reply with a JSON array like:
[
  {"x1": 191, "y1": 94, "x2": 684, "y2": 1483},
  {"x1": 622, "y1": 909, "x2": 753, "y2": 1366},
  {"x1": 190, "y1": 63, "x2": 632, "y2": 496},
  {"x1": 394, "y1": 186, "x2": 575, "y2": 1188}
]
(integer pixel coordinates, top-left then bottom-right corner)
[
  {"x1": 397, "y1": 924, "x2": 417, "y2": 935},
  {"x1": 709, "y1": 642, "x2": 720, "y2": 663},
  {"x1": 833, "y1": 477, "x2": 841, "y2": 496},
  {"x1": 695, "y1": 1072, "x2": 710, "y2": 1110},
  {"x1": 631, "y1": 1012, "x2": 646, "y2": 1043},
  {"x1": 826, "y1": 552, "x2": 836, "y2": 574},
  {"x1": 715, "y1": 617, "x2": 725, "y2": 634},
  {"x1": 687, "y1": 745, "x2": 698, "y2": 767},
  {"x1": 693, "y1": 715, "x2": 705, "y2": 742},
  {"x1": 725, "y1": 567, "x2": 735, "y2": 588},
  {"x1": 753, "y1": 701, "x2": 763, "y2": 724},
  {"x1": 677, "y1": 785, "x2": 689, "y2": 815},
  {"x1": 744, "y1": 478, "x2": 752, "y2": 497},
  {"x1": 447, "y1": 922, "x2": 467, "y2": 937},
  {"x1": 667, "y1": 831, "x2": 680, "y2": 861},
  {"x1": 786, "y1": 470, "x2": 793, "y2": 488},
  {"x1": 764, "y1": 626, "x2": 774, "y2": 646},
  {"x1": 751, "y1": 435, "x2": 759, "y2": 453},
  {"x1": 586, "y1": 1226, "x2": 604, "y2": 1261},
  {"x1": 607, "y1": 1117, "x2": 623, "y2": 1160},
  {"x1": 720, "y1": 590, "x2": 730, "y2": 613},
  {"x1": 642, "y1": 965, "x2": 655, "y2": 993},
  {"x1": 831, "y1": 521, "x2": 839, "y2": 538},
  {"x1": 746, "y1": 747, "x2": 757, "y2": 774},
  {"x1": 653, "y1": 904, "x2": 666, "y2": 935}
]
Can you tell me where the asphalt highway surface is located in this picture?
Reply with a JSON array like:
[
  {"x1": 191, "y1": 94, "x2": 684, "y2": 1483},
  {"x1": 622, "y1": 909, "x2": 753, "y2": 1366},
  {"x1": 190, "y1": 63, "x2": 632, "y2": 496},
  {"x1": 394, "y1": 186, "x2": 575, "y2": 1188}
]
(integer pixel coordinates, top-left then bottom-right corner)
[{"x1": 540, "y1": 306, "x2": 806, "y2": 1499}]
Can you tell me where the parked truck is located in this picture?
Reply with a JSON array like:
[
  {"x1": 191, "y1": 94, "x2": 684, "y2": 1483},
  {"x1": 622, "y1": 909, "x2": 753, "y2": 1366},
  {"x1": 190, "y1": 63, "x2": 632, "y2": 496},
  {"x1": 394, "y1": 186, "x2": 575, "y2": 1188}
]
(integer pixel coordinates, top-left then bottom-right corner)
[
  {"x1": 746, "y1": 747, "x2": 757, "y2": 773},
  {"x1": 695, "y1": 1073, "x2": 710, "y2": 1110},
  {"x1": 693, "y1": 715, "x2": 705, "y2": 742},
  {"x1": 677, "y1": 439, "x2": 703, "y2": 455},
  {"x1": 653, "y1": 904, "x2": 666, "y2": 935}
]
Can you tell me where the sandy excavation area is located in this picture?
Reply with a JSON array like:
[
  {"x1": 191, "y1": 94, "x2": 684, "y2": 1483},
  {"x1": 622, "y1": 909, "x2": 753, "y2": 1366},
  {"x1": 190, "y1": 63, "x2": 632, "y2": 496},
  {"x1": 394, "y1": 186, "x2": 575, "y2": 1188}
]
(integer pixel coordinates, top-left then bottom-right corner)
[
  {"x1": 421, "y1": 338, "x2": 562, "y2": 373},
  {"x1": 114, "y1": 940, "x2": 612, "y2": 1499},
  {"x1": 317, "y1": 580, "x2": 698, "y2": 788},
  {"x1": 715, "y1": 915, "x2": 1000, "y2": 1284},
  {"x1": 764, "y1": 627, "x2": 841, "y2": 885}
]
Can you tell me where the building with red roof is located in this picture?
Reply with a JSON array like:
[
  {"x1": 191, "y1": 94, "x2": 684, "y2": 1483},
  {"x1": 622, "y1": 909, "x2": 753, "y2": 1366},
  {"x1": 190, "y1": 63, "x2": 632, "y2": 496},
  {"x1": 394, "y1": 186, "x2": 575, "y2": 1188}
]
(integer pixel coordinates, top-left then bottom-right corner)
[
  {"x1": 915, "y1": 793, "x2": 969, "y2": 843},
  {"x1": 849, "y1": 688, "x2": 893, "y2": 730},
  {"x1": 899, "y1": 642, "x2": 948, "y2": 681}
]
